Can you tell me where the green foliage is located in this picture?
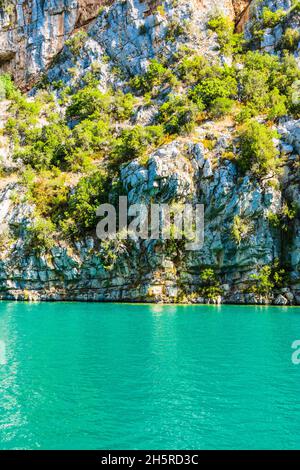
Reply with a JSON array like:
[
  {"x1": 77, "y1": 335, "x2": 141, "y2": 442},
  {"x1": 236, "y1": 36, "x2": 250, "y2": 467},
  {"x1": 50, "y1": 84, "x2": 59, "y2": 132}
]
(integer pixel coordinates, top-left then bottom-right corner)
[
  {"x1": 158, "y1": 94, "x2": 200, "y2": 134},
  {"x1": 7, "y1": 84, "x2": 136, "y2": 171},
  {"x1": 261, "y1": 7, "x2": 286, "y2": 28},
  {"x1": 281, "y1": 27, "x2": 300, "y2": 51},
  {"x1": 189, "y1": 71, "x2": 237, "y2": 108},
  {"x1": 112, "y1": 91, "x2": 135, "y2": 120},
  {"x1": 249, "y1": 259, "x2": 287, "y2": 296},
  {"x1": 237, "y1": 51, "x2": 300, "y2": 116},
  {"x1": 165, "y1": 20, "x2": 186, "y2": 42},
  {"x1": 66, "y1": 87, "x2": 135, "y2": 122},
  {"x1": 23, "y1": 169, "x2": 70, "y2": 226},
  {"x1": 177, "y1": 54, "x2": 209, "y2": 84},
  {"x1": 62, "y1": 170, "x2": 111, "y2": 236},
  {"x1": 267, "y1": 88, "x2": 287, "y2": 120},
  {"x1": 13, "y1": 120, "x2": 73, "y2": 170},
  {"x1": 237, "y1": 120, "x2": 279, "y2": 176},
  {"x1": 65, "y1": 30, "x2": 88, "y2": 55},
  {"x1": 231, "y1": 215, "x2": 253, "y2": 245},
  {"x1": 268, "y1": 202, "x2": 297, "y2": 232},
  {"x1": 209, "y1": 97, "x2": 234, "y2": 119},
  {"x1": 72, "y1": 118, "x2": 110, "y2": 154},
  {"x1": 66, "y1": 87, "x2": 112, "y2": 121},
  {"x1": 25, "y1": 217, "x2": 56, "y2": 254},
  {"x1": 130, "y1": 60, "x2": 178, "y2": 94},
  {"x1": 199, "y1": 268, "x2": 222, "y2": 300},
  {"x1": 110, "y1": 125, "x2": 164, "y2": 167},
  {"x1": 249, "y1": 265, "x2": 274, "y2": 296},
  {"x1": 207, "y1": 14, "x2": 243, "y2": 55},
  {"x1": 0, "y1": 74, "x2": 18, "y2": 100},
  {"x1": 5, "y1": 94, "x2": 41, "y2": 143},
  {"x1": 238, "y1": 67, "x2": 270, "y2": 112}
]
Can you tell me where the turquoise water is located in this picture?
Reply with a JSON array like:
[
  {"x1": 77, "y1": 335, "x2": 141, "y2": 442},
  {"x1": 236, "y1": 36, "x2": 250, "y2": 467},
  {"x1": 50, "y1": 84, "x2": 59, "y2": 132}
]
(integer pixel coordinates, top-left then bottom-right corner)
[{"x1": 0, "y1": 302, "x2": 300, "y2": 450}]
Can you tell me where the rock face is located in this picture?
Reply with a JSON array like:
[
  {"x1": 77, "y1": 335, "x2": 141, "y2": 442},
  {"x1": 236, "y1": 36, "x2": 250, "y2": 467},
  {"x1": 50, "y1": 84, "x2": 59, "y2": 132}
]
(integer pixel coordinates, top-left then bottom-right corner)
[
  {"x1": 0, "y1": 0, "x2": 251, "y2": 88},
  {"x1": 0, "y1": 0, "x2": 111, "y2": 88},
  {"x1": 0, "y1": 127, "x2": 298, "y2": 304}
]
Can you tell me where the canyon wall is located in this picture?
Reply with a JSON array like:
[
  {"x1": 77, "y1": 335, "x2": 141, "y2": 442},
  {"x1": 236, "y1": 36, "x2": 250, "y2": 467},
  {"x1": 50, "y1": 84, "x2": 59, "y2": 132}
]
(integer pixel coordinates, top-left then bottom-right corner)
[{"x1": 0, "y1": 0, "x2": 251, "y2": 88}]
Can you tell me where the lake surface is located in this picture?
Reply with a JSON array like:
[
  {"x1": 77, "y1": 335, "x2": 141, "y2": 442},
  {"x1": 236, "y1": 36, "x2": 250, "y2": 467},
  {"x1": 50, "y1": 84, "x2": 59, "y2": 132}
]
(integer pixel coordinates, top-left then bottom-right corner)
[{"x1": 0, "y1": 302, "x2": 300, "y2": 450}]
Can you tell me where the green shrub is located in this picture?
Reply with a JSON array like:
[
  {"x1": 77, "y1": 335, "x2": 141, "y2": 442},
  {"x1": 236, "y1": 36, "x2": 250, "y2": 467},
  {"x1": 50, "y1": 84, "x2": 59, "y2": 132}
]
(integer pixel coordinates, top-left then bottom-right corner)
[
  {"x1": 261, "y1": 7, "x2": 286, "y2": 28},
  {"x1": 177, "y1": 54, "x2": 209, "y2": 84},
  {"x1": 0, "y1": 74, "x2": 18, "y2": 100},
  {"x1": 238, "y1": 68, "x2": 270, "y2": 112},
  {"x1": 267, "y1": 88, "x2": 287, "y2": 120},
  {"x1": 238, "y1": 51, "x2": 300, "y2": 116},
  {"x1": 165, "y1": 20, "x2": 186, "y2": 42},
  {"x1": 249, "y1": 265, "x2": 274, "y2": 296},
  {"x1": 72, "y1": 118, "x2": 110, "y2": 152},
  {"x1": 66, "y1": 87, "x2": 134, "y2": 122},
  {"x1": 112, "y1": 91, "x2": 135, "y2": 120},
  {"x1": 65, "y1": 30, "x2": 88, "y2": 55},
  {"x1": 235, "y1": 103, "x2": 258, "y2": 123},
  {"x1": 189, "y1": 73, "x2": 237, "y2": 108},
  {"x1": 13, "y1": 120, "x2": 73, "y2": 169},
  {"x1": 62, "y1": 170, "x2": 111, "y2": 236},
  {"x1": 66, "y1": 87, "x2": 112, "y2": 121},
  {"x1": 268, "y1": 202, "x2": 297, "y2": 232},
  {"x1": 130, "y1": 60, "x2": 178, "y2": 94},
  {"x1": 158, "y1": 94, "x2": 200, "y2": 134},
  {"x1": 199, "y1": 268, "x2": 222, "y2": 300},
  {"x1": 281, "y1": 27, "x2": 300, "y2": 51},
  {"x1": 110, "y1": 125, "x2": 164, "y2": 167},
  {"x1": 207, "y1": 14, "x2": 243, "y2": 55},
  {"x1": 5, "y1": 95, "x2": 41, "y2": 142},
  {"x1": 237, "y1": 120, "x2": 279, "y2": 176},
  {"x1": 231, "y1": 215, "x2": 253, "y2": 245},
  {"x1": 25, "y1": 217, "x2": 56, "y2": 253},
  {"x1": 23, "y1": 169, "x2": 70, "y2": 225},
  {"x1": 249, "y1": 259, "x2": 286, "y2": 296},
  {"x1": 210, "y1": 97, "x2": 234, "y2": 118}
]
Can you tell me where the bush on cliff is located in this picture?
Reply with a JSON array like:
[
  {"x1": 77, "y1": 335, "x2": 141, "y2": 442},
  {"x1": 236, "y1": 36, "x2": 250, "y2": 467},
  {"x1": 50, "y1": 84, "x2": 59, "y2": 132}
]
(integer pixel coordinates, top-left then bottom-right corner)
[
  {"x1": 130, "y1": 60, "x2": 178, "y2": 94},
  {"x1": 237, "y1": 120, "x2": 279, "y2": 176},
  {"x1": 207, "y1": 14, "x2": 243, "y2": 55},
  {"x1": 110, "y1": 125, "x2": 164, "y2": 167},
  {"x1": 25, "y1": 217, "x2": 56, "y2": 254},
  {"x1": 62, "y1": 170, "x2": 111, "y2": 236},
  {"x1": 0, "y1": 74, "x2": 18, "y2": 101},
  {"x1": 158, "y1": 94, "x2": 201, "y2": 134},
  {"x1": 199, "y1": 268, "x2": 222, "y2": 301},
  {"x1": 248, "y1": 260, "x2": 287, "y2": 297},
  {"x1": 189, "y1": 72, "x2": 237, "y2": 109}
]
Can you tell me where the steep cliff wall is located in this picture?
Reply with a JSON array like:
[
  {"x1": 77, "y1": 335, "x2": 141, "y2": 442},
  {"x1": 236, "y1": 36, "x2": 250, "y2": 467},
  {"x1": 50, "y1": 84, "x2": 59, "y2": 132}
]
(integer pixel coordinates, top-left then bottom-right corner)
[
  {"x1": 0, "y1": 0, "x2": 112, "y2": 88},
  {"x1": 0, "y1": 0, "x2": 251, "y2": 88}
]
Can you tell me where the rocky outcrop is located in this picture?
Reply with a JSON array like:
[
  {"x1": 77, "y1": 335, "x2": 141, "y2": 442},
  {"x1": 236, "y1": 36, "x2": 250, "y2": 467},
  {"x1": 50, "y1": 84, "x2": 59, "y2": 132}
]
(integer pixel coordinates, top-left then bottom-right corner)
[
  {"x1": 0, "y1": 0, "x2": 252, "y2": 88},
  {"x1": 0, "y1": 0, "x2": 112, "y2": 89},
  {"x1": 0, "y1": 124, "x2": 298, "y2": 304}
]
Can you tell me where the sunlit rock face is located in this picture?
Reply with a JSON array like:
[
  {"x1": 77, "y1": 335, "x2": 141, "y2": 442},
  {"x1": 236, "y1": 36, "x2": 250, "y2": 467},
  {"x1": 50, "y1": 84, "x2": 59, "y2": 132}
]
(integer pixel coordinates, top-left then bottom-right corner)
[
  {"x1": 0, "y1": 0, "x2": 112, "y2": 88},
  {"x1": 0, "y1": 0, "x2": 252, "y2": 88}
]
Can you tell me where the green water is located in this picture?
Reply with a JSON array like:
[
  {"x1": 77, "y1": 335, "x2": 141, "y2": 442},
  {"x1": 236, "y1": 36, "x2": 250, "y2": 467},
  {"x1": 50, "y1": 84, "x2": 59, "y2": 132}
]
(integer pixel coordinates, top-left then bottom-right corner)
[{"x1": 0, "y1": 302, "x2": 300, "y2": 450}]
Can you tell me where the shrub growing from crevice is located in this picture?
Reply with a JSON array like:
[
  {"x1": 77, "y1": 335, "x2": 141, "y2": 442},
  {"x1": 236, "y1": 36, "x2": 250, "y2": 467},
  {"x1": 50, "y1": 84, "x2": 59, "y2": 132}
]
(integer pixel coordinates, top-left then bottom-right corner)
[
  {"x1": 198, "y1": 268, "x2": 222, "y2": 300},
  {"x1": 237, "y1": 120, "x2": 279, "y2": 177}
]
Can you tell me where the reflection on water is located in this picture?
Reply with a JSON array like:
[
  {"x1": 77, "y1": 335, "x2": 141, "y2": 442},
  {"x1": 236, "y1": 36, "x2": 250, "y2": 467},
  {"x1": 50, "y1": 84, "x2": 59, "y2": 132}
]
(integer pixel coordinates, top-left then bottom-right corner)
[{"x1": 0, "y1": 302, "x2": 300, "y2": 450}]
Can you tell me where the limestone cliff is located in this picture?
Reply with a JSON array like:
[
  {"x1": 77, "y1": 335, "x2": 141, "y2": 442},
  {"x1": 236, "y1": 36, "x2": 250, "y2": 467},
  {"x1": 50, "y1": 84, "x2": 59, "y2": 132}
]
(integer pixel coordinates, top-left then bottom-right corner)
[
  {"x1": 0, "y1": 0, "x2": 112, "y2": 89},
  {"x1": 0, "y1": 0, "x2": 251, "y2": 88}
]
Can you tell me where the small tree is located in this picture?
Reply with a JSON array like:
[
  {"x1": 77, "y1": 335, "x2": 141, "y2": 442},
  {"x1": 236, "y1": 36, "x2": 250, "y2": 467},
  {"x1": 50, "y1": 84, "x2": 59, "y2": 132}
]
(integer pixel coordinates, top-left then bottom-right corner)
[
  {"x1": 199, "y1": 268, "x2": 222, "y2": 300},
  {"x1": 237, "y1": 120, "x2": 279, "y2": 176}
]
